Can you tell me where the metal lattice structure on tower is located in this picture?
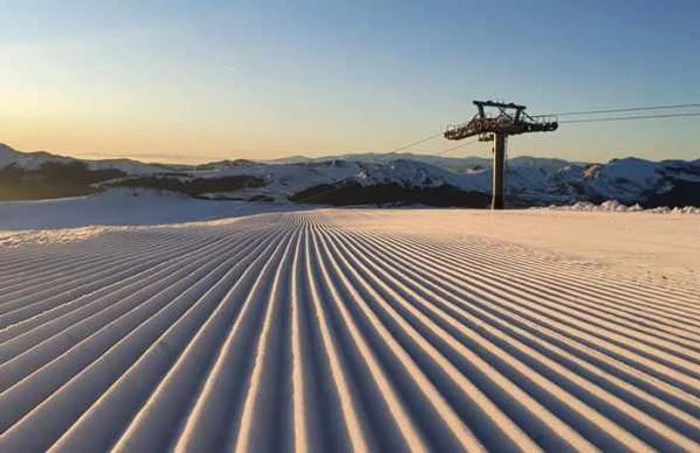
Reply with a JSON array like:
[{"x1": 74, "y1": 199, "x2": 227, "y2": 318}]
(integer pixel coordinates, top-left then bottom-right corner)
[{"x1": 444, "y1": 100, "x2": 558, "y2": 209}]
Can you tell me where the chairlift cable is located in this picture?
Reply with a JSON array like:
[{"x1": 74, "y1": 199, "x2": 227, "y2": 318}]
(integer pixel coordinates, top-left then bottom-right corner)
[
  {"x1": 559, "y1": 111, "x2": 700, "y2": 124},
  {"x1": 535, "y1": 103, "x2": 700, "y2": 117}
]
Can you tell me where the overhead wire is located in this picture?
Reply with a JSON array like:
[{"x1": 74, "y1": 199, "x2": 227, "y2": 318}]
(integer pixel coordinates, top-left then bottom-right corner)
[
  {"x1": 293, "y1": 132, "x2": 488, "y2": 204},
  {"x1": 292, "y1": 179, "x2": 359, "y2": 204},
  {"x1": 534, "y1": 102, "x2": 700, "y2": 117},
  {"x1": 436, "y1": 138, "x2": 480, "y2": 156},
  {"x1": 385, "y1": 131, "x2": 444, "y2": 154},
  {"x1": 559, "y1": 111, "x2": 700, "y2": 124},
  {"x1": 294, "y1": 101, "x2": 699, "y2": 204},
  {"x1": 293, "y1": 130, "x2": 445, "y2": 204}
]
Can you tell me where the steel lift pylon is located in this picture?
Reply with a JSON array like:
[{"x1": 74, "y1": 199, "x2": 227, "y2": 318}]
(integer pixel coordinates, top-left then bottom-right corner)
[{"x1": 444, "y1": 101, "x2": 558, "y2": 209}]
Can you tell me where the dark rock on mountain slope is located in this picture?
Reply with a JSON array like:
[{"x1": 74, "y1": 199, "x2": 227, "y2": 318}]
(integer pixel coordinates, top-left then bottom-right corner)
[{"x1": 290, "y1": 182, "x2": 490, "y2": 207}]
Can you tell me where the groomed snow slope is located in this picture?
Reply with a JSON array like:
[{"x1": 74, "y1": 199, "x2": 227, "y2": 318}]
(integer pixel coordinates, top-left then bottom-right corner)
[
  {"x1": 0, "y1": 189, "x2": 307, "y2": 231},
  {"x1": 1, "y1": 210, "x2": 699, "y2": 452}
]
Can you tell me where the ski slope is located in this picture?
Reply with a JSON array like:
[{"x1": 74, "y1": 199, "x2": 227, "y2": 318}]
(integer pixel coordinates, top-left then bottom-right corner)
[{"x1": 1, "y1": 210, "x2": 699, "y2": 452}]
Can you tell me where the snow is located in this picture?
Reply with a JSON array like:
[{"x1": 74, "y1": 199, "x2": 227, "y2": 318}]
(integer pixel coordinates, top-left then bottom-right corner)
[
  {"x1": 0, "y1": 226, "x2": 110, "y2": 247},
  {"x1": 187, "y1": 158, "x2": 484, "y2": 199},
  {"x1": 0, "y1": 143, "x2": 176, "y2": 174},
  {"x1": 85, "y1": 159, "x2": 175, "y2": 175},
  {"x1": 545, "y1": 200, "x2": 700, "y2": 214},
  {"x1": 362, "y1": 208, "x2": 700, "y2": 288},
  {"x1": 599, "y1": 157, "x2": 662, "y2": 185},
  {"x1": 1, "y1": 207, "x2": 699, "y2": 452},
  {"x1": 0, "y1": 188, "x2": 307, "y2": 231},
  {"x1": 0, "y1": 144, "x2": 23, "y2": 167}
]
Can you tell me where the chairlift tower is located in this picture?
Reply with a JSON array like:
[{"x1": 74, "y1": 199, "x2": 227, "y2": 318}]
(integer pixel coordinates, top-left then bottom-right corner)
[{"x1": 445, "y1": 100, "x2": 558, "y2": 209}]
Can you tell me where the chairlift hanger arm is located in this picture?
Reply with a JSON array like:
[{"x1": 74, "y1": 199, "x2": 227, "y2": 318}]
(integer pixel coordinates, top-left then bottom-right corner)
[
  {"x1": 445, "y1": 99, "x2": 558, "y2": 210},
  {"x1": 445, "y1": 100, "x2": 558, "y2": 141}
]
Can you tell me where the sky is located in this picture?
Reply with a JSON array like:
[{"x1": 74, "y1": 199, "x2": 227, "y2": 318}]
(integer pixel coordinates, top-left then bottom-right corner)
[{"x1": 0, "y1": 0, "x2": 698, "y2": 164}]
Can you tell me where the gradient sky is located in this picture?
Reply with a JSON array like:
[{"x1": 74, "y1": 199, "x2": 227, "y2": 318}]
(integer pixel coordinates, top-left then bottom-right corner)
[{"x1": 1, "y1": 0, "x2": 698, "y2": 164}]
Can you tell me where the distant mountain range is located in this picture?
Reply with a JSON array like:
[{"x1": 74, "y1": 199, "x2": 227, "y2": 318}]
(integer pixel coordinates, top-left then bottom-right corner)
[
  {"x1": 1, "y1": 143, "x2": 699, "y2": 207},
  {"x1": 268, "y1": 152, "x2": 580, "y2": 173}
]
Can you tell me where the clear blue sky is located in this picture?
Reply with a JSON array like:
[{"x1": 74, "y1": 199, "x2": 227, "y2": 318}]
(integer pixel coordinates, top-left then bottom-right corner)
[{"x1": 1, "y1": 0, "x2": 698, "y2": 163}]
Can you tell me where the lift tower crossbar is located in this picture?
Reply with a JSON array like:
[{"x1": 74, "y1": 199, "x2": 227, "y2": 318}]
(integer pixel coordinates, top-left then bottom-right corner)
[{"x1": 444, "y1": 100, "x2": 558, "y2": 209}]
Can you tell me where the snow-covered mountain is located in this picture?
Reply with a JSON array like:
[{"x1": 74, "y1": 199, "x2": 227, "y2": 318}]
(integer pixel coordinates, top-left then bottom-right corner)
[
  {"x1": 268, "y1": 152, "x2": 578, "y2": 173},
  {"x1": 1, "y1": 143, "x2": 698, "y2": 207},
  {"x1": 0, "y1": 144, "x2": 174, "y2": 175},
  {"x1": 0, "y1": 143, "x2": 30, "y2": 168}
]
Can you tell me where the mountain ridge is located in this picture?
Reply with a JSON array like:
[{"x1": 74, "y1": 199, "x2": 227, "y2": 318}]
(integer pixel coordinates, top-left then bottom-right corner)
[{"x1": 1, "y1": 143, "x2": 698, "y2": 207}]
